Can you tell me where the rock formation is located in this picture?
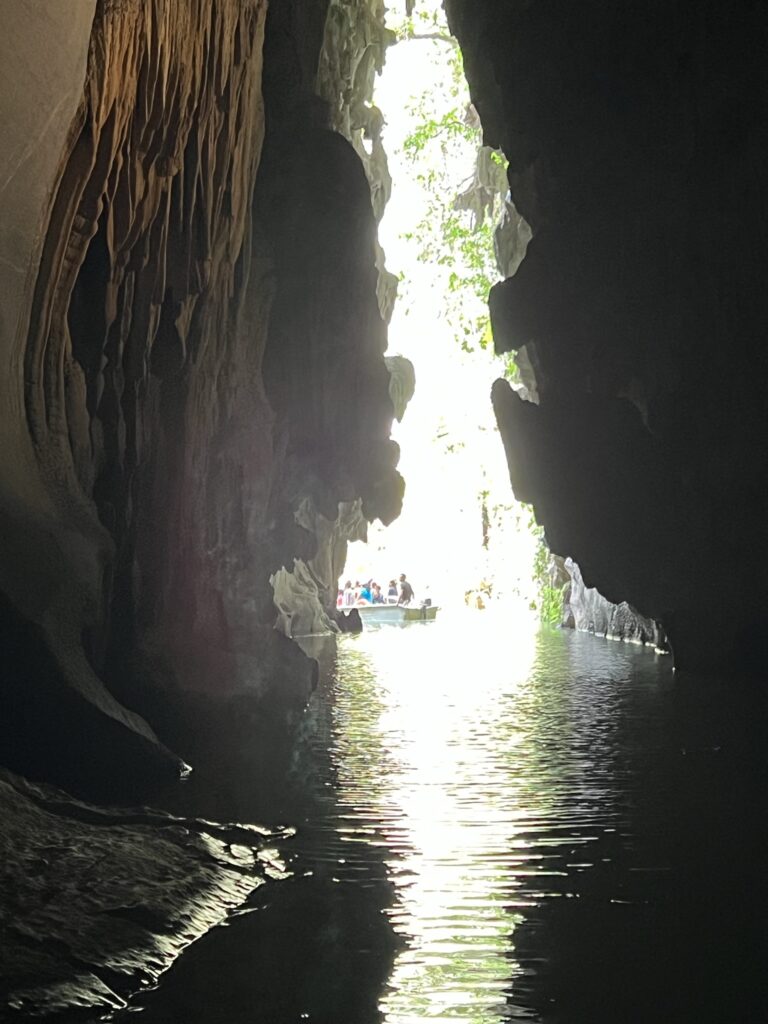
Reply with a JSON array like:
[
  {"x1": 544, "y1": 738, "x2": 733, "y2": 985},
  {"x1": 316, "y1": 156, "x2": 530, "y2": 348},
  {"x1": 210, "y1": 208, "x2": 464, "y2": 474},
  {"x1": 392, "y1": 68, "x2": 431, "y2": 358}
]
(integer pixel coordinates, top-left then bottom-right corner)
[
  {"x1": 1, "y1": 0, "x2": 408, "y2": 1011},
  {"x1": 0, "y1": 0, "x2": 406, "y2": 792},
  {"x1": 561, "y1": 558, "x2": 664, "y2": 649},
  {"x1": 446, "y1": 0, "x2": 768, "y2": 673},
  {"x1": 0, "y1": 767, "x2": 287, "y2": 1018},
  {"x1": 265, "y1": 0, "x2": 412, "y2": 640},
  {"x1": 4, "y1": 0, "x2": 768, "y2": 1015}
]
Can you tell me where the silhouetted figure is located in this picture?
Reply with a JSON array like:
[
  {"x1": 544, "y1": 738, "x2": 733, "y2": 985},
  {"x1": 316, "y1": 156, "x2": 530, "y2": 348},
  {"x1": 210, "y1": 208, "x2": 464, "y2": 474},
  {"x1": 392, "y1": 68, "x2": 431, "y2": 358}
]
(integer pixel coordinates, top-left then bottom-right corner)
[{"x1": 398, "y1": 573, "x2": 414, "y2": 606}]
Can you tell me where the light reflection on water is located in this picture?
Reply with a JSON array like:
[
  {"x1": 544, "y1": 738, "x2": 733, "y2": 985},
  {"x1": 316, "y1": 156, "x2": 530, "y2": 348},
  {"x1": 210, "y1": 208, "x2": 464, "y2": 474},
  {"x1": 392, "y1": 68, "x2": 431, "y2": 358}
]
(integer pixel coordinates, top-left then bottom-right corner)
[
  {"x1": 128, "y1": 608, "x2": 768, "y2": 1024},
  {"x1": 297, "y1": 609, "x2": 673, "y2": 1022}
]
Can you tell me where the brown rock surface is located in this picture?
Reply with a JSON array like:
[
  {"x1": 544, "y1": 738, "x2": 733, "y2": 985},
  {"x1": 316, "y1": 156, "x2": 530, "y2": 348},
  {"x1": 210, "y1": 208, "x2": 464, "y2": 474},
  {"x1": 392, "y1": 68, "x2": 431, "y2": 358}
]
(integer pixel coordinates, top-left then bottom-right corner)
[{"x1": 0, "y1": 0, "x2": 403, "y2": 791}]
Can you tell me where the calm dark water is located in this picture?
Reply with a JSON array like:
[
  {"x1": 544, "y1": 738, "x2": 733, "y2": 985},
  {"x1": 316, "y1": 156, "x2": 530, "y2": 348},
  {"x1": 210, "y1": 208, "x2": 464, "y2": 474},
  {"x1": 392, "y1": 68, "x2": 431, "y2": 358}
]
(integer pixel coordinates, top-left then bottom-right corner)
[{"x1": 132, "y1": 611, "x2": 768, "y2": 1024}]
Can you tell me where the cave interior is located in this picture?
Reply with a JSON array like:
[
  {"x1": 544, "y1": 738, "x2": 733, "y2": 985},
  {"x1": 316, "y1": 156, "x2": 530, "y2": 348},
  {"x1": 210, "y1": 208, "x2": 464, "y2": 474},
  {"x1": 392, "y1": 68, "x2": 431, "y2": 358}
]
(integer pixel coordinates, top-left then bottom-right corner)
[{"x1": 1, "y1": 0, "x2": 767, "y2": 1018}]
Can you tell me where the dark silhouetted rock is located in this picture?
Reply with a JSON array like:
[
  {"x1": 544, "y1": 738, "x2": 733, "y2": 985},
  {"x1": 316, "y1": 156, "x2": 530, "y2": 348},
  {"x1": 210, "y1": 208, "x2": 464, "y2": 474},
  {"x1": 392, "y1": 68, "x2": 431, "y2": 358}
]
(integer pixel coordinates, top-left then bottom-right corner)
[
  {"x1": 448, "y1": 0, "x2": 768, "y2": 674},
  {"x1": 0, "y1": 767, "x2": 286, "y2": 1019}
]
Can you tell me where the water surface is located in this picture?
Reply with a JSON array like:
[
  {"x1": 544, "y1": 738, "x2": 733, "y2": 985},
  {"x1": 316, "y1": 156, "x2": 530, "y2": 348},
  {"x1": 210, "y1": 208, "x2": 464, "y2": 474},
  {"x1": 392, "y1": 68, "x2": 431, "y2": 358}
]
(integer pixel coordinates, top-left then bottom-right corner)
[{"x1": 135, "y1": 611, "x2": 768, "y2": 1023}]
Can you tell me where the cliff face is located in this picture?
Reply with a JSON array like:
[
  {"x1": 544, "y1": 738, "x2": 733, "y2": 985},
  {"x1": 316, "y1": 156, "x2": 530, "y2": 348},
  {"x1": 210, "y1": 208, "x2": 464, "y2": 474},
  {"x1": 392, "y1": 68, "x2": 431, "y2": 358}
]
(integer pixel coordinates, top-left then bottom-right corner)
[
  {"x1": 0, "y1": 0, "x2": 403, "y2": 793},
  {"x1": 446, "y1": 0, "x2": 768, "y2": 673}
]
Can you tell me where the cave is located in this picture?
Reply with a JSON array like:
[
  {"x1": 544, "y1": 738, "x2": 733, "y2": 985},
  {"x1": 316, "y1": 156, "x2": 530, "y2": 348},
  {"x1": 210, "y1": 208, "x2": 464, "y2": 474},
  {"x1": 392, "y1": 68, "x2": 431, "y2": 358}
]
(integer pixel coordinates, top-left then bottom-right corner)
[{"x1": 1, "y1": 1, "x2": 767, "y2": 1021}]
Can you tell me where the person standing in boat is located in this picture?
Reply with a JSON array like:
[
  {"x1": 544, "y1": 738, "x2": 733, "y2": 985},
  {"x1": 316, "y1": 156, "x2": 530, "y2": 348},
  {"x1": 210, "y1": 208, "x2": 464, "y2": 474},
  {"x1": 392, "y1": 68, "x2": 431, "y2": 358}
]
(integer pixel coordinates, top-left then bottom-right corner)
[
  {"x1": 387, "y1": 580, "x2": 398, "y2": 603},
  {"x1": 398, "y1": 573, "x2": 415, "y2": 606}
]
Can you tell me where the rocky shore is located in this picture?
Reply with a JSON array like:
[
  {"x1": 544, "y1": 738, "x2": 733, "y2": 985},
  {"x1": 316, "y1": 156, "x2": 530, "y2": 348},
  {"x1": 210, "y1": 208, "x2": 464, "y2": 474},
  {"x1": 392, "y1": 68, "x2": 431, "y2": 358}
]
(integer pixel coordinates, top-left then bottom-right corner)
[{"x1": 0, "y1": 769, "x2": 290, "y2": 1019}]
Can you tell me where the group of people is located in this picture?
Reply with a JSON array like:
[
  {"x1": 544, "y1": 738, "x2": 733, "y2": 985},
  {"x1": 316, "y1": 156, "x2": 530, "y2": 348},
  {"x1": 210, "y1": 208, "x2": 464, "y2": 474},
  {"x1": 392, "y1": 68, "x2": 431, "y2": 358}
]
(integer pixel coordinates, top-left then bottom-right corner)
[{"x1": 338, "y1": 573, "x2": 415, "y2": 608}]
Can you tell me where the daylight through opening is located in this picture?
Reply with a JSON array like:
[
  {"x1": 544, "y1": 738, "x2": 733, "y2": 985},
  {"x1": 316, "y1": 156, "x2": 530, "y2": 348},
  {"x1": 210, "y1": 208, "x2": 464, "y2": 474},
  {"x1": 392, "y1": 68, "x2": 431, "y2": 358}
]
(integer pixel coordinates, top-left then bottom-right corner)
[{"x1": 339, "y1": 2, "x2": 549, "y2": 625}]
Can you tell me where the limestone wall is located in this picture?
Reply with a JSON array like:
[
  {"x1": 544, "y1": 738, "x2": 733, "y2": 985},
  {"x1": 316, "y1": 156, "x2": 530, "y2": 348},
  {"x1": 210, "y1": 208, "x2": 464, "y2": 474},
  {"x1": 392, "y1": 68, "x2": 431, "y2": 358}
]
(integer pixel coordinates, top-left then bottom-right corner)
[{"x1": 0, "y1": 0, "x2": 405, "y2": 790}]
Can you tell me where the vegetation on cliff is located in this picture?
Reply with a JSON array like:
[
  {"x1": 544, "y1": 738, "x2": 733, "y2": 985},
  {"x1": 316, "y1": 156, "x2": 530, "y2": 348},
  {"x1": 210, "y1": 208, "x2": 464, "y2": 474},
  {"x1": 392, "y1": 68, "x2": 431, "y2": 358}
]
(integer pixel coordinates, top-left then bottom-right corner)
[{"x1": 340, "y1": 0, "x2": 539, "y2": 611}]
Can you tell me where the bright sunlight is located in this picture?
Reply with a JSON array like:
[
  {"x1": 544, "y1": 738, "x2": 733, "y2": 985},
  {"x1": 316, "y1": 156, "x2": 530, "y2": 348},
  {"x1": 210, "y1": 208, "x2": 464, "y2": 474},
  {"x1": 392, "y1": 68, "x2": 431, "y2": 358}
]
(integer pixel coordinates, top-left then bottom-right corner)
[{"x1": 342, "y1": 1, "x2": 538, "y2": 615}]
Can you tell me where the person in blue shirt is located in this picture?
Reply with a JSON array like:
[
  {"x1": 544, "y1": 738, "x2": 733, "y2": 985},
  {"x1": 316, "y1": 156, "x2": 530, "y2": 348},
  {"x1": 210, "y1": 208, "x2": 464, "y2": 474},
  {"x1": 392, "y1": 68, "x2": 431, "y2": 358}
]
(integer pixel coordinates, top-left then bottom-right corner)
[{"x1": 359, "y1": 581, "x2": 373, "y2": 604}]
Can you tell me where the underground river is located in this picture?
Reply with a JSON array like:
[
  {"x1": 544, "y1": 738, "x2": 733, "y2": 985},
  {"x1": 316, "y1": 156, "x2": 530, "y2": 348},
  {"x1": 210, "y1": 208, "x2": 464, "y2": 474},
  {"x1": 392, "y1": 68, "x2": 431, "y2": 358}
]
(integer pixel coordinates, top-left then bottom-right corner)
[{"x1": 122, "y1": 611, "x2": 767, "y2": 1024}]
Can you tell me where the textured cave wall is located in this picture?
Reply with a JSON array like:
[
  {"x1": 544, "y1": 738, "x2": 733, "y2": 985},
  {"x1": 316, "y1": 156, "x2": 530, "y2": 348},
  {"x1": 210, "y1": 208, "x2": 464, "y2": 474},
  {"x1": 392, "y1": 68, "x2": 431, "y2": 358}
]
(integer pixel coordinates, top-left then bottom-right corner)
[
  {"x1": 446, "y1": 1, "x2": 768, "y2": 673},
  {"x1": 0, "y1": 0, "x2": 179, "y2": 793},
  {"x1": 560, "y1": 559, "x2": 664, "y2": 649},
  {"x1": 0, "y1": 0, "x2": 404, "y2": 792},
  {"x1": 263, "y1": 0, "x2": 409, "y2": 639}
]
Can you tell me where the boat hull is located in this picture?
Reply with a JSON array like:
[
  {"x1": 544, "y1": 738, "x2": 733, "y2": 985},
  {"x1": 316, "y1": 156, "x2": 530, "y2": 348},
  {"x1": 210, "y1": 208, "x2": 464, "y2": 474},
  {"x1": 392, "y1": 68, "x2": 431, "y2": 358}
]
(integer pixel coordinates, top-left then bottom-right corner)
[{"x1": 355, "y1": 604, "x2": 439, "y2": 627}]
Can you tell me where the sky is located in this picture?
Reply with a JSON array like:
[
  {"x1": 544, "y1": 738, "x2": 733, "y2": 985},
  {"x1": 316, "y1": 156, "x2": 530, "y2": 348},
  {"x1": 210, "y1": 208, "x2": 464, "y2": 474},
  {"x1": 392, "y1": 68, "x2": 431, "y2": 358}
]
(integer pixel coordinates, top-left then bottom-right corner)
[{"x1": 343, "y1": 1, "x2": 537, "y2": 610}]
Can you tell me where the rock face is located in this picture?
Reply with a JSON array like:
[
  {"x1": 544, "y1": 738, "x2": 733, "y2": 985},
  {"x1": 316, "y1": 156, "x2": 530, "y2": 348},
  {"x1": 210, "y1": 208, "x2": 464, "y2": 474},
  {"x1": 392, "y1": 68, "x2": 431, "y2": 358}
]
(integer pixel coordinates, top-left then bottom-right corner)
[
  {"x1": 1, "y1": 4, "x2": 406, "y2": 1010},
  {"x1": 0, "y1": 767, "x2": 286, "y2": 1018},
  {"x1": 561, "y1": 559, "x2": 664, "y2": 649},
  {"x1": 446, "y1": 0, "x2": 768, "y2": 673},
  {"x1": 263, "y1": 0, "x2": 412, "y2": 640},
  {"x1": 0, "y1": 0, "x2": 404, "y2": 793}
]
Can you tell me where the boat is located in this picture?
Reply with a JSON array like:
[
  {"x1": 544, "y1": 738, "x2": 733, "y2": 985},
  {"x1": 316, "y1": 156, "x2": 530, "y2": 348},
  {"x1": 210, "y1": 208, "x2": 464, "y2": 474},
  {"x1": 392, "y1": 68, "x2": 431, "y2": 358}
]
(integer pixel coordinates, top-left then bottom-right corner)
[{"x1": 354, "y1": 603, "x2": 439, "y2": 627}]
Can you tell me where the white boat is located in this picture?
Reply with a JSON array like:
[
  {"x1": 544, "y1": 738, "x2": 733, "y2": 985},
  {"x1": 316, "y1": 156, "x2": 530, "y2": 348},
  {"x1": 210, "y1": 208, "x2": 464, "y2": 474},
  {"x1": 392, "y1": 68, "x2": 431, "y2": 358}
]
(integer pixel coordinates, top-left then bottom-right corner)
[{"x1": 355, "y1": 603, "x2": 439, "y2": 627}]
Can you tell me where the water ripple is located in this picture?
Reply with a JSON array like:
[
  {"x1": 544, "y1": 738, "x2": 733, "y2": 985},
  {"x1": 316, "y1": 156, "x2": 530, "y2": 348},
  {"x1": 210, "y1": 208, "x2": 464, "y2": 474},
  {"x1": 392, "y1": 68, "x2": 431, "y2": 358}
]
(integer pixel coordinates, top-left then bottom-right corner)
[{"x1": 292, "y1": 611, "x2": 679, "y2": 1022}]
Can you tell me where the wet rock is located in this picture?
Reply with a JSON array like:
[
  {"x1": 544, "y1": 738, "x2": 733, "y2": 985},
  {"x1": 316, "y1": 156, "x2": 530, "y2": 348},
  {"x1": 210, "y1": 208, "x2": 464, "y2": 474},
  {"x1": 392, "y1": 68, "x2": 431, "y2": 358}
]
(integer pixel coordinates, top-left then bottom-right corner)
[
  {"x1": 561, "y1": 558, "x2": 665, "y2": 648},
  {"x1": 335, "y1": 606, "x2": 363, "y2": 634},
  {"x1": 0, "y1": 591, "x2": 183, "y2": 803},
  {"x1": 0, "y1": 768, "x2": 288, "y2": 1019}
]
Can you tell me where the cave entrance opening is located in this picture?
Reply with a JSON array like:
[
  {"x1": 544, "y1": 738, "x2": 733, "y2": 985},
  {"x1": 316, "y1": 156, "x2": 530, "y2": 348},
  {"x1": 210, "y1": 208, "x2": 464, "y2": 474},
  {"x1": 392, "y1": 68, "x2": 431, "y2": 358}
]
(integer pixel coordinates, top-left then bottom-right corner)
[{"x1": 340, "y1": 1, "x2": 552, "y2": 622}]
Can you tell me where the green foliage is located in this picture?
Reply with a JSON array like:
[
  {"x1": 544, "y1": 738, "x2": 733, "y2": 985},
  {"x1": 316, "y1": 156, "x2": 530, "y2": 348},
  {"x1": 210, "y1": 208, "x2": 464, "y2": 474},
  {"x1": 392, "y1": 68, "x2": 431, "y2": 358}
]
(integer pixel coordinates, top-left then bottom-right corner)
[
  {"x1": 392, "y1": 3, "x2": 524, "y2": 382},
  {"x1": 401, "y1": 110, "x2": 476, "y2": 158},
  {"x1": 391, "y1": 9, "x2": 461, "y2": 48},
  {"x1": 434, "y1": 417, "x2": 466, "y2": 454},
  {"x1": 529, "y1": 517, "x2": 567, "y2": 625},
  {"x1": 502, "y1": 352, "x2": 520, "y2": 383},
  {"x1": 395, "y1": 27, "x2": 505, "y2": 355}
]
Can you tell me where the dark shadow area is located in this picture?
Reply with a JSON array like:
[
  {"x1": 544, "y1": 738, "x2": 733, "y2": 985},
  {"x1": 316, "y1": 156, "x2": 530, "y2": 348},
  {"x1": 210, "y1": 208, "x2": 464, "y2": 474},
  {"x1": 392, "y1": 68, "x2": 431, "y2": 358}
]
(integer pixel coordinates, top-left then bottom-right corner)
[
  {"x1": 120, "y1": 637, "x2": 401, "y2": 1024},
  {"x1": 505, "y1": 659, "x2": 768, "y2": 1023},
  {"x1": 129, "y1": 871, "x2": 398, "y2": 1024},
  {"x1": 0, "y1": 594, "x2": 181, "y2": 803}
]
